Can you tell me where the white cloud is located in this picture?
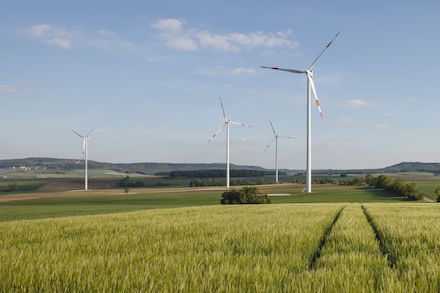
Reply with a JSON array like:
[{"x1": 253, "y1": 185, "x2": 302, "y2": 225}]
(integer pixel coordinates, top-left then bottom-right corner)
[
  {"x1": 345, "y1": 99, "x2": 369, "y2": 109},
  {"x1": 165, "y1": 35, "x2": 198, "y2": 51},
  {"x1": 197, "y1": 31, "x2": 238, "y2": 51},
  {"x1": 26, "y1": 24, "x2": 82, "y2": 49},
  {"x1": 375, "y1": 123, "x2": 389, "y2": 128},
  {"x1": 47, "y1": 37, "x2": 72, "y2": 49},
  {"x1": 26, "y1": 24, "x2": 134, "y2": 52},
  {"x1": 151, "y1": 18, "x2": 184, "y2": 32},
  {"x1": 0, "y1": 84, "x2": 16, "y2": 94},
  {"x1": 151, "y1": 18, "x2": 298, "y2": 52}
]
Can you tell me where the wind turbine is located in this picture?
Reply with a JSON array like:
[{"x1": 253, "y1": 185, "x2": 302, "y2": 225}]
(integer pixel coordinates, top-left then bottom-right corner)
[
  {"x1": 264, "y1": 119, "x2": 295, "y2": 184},
  {"x1": 209, "y1": 97, "x2": 251, "y2": 189},
  {"x1": 72, "y1": 127, "x2": 96, "y2": 191},
  {"x1": 261, "y1": 32, "x2": 340, "y2": 193}
]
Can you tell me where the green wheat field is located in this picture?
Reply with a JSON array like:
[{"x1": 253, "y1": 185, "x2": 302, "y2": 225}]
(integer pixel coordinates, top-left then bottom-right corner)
[{"x1": 1, "y1": 202, "x2": 439, "y2": 291}]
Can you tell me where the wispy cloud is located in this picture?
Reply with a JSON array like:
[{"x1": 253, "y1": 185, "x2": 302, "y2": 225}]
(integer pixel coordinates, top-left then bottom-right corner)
[
  {"x1": 231, "y1": 67, "x2": 256, "y2": 76},
  {"x1": 151, "y1": 18, "x2": 298, "y2": 52},
  {"x1": 151, "y1": 18, "x2": 198, "y2": 51},
  {"x1": 0, "y1": 84, "x2": 16, "y2": 94},
  {"x1": 26, "y1": 24, "x2": 135, "y2": 53},
  {"x1": 345, "y1": 99, "x2": 369, "y2": 109}
]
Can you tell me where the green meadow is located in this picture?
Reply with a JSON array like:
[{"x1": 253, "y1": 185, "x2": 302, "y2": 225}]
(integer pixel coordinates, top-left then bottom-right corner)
[{"x1": 0, "y1": 185, "x2": 402, "y2": 222}]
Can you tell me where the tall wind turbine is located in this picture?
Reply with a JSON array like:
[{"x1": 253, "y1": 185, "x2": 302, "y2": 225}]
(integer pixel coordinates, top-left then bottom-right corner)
[
  {"x1": 261, "y1": 32, "x2": 340, "y2": 193},
  {"x1": 72, "y1": 127, "x2": 96, "y2": 191},
  {"x1": 264, "y1": 119, "x2": 295, "y2": 184},
  {"x1": 209, "y1": 97, "x2": 251, "y2": 189}
]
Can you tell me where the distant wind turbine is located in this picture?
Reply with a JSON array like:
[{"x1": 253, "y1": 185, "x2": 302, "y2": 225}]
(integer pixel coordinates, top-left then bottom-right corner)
[
  {"x1": 209, "y1": 97, "x2": 251, "y2": 189},
  {"x1": 264, "y1": 119, "x2": 295, "y2": 184},
  {"x1": 261, "y1": 32, "x2": 340, "y2": 193},
  {"x1": 72, "y1": 127, "x2": 96, "y2": 191}
]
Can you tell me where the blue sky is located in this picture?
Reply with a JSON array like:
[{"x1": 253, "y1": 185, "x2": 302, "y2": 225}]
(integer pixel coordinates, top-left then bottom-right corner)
[{"x1": 0, "y1": 0, "x2": 439, "y2": 169}]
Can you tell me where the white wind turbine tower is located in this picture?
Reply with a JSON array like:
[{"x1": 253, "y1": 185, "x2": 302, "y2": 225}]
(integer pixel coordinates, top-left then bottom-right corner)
[
  {"x1": 264, "y1": 119, "x2": 295, "y2": 184},
  {"x1": 261, "y1": 32, "x2": 340, "y2": 193},
  {"x1": 72, "y1": 127, "x2": 96, "y2": 191},
  {"x1": 209, "y1": 97, "x2": 251, "y2": 189}
]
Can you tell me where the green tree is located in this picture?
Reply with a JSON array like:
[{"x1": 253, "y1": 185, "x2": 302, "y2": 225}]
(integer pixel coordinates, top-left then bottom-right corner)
[
  {"x1": 435, "y1": 186, "x2": 440, "y2": 202},
  {"x1": 256, "y1": 176, "x2": 265, "y2": 185}
]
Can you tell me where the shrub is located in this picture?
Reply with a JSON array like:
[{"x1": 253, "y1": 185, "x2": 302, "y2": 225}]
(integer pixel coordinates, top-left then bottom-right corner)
[
  {"x1": 7, "y1": 183, "x2": 17, "y2": 192},
  {"x1": 221, "y1": 186, "x2": 271, "y2": 204}
]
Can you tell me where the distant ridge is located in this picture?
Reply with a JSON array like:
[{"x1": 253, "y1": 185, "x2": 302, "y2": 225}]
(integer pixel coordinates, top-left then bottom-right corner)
[
  {"x1": 313, "y1": 162, "x2": 440, "y2": 175},
  {"x1": 0, "y1": 157, "x2": 267, "y2": 175},
  {"x1": 0, "y1": 158, "x2": 439, "y2": 176}
]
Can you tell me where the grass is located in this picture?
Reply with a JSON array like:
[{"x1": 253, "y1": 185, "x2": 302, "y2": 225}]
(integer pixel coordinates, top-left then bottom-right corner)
[
  {"x1": 0, "y1": 185, "x2": 403, "y2": 222},
  {"x1": 0, "y1": 179, "x2": 47, "y2": 193},
  {"x1": 1, "y1": 203, "x2": 440, "y2": 291}
]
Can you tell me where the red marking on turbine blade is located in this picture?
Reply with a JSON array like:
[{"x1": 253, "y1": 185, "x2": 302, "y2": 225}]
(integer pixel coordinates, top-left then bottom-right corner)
[
  {"x1": 316, "y1": 100, "x2": 320, "y2": 106},
  {"x1": 272, "y1": 67, "x2": 279, "y2": 70}
]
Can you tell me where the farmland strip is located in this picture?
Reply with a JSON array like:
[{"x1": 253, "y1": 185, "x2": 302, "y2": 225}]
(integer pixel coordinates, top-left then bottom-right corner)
[
  {"x1": 309, "y1": 206, "x2": 345, "y2": 269},
  {"x1": 361, "y1": 205, "x2": 396, "y2": 268}
]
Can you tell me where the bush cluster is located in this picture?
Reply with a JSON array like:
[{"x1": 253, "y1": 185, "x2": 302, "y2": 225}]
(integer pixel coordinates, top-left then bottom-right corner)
[
  {"x1": 220, "y1": 186, "x2": 271, "y2": 204},
  {"x1": 292, "y1": 176, "x2": 365, "y2": 185},
  {"x1": 338, "y1": 177, "x2": 365, "y2": 186},
  {"x1": 365, "y1": 174, "x2": 423, "y2": 200},
  {"x1": 313, "y1": 178, "x2": 337, "y2": 184}
]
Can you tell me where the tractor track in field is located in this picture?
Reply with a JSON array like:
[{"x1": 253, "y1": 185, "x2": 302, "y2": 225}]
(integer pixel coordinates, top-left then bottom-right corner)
[
  {"x1": 362, "y1": 205, "x2": 397, "y2": 268},
  {"x1": 309, "y1": 206, "x2": 345, "y2": 269}
]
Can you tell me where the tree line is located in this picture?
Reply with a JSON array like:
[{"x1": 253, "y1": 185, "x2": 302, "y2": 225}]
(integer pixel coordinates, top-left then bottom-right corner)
[
  {"x1": 189, "y1": 177, "x2": 265, "y2": 187},
  {"x1": 157, "y1": 169, "x2": 285, "y2": 179},
  {"x1": 365, "y1": 174, "x2": 422, "y2": 200}
]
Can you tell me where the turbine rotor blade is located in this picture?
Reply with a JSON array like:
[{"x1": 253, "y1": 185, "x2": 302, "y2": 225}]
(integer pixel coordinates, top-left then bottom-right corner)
[
  {"x1": 208, "y1": 123, "x2": 226, "y2": 143},
  {"x1": 260, "y1": 66, "x2": 305, "y2": 74},
  {"x1": 86, "y1": 126, "x2": 97, "y2": 137},
  {"x1": 268, "y1": 118, "x2": 276, "y2": 135},
  {"x1": 307, "y1": 73, "x2": 323, "y2": 118},
  {"x1": 72, "y1": 130, "x2": 84, "y2": 138},
  {"x1": 219, "y1": 96, "x2": 227, "y2": 120},
  {"x1": 229, "y1": 121, "x2": 251, "y2": 127},
  {"x1": 308, "y1": 31, "x2": 340, "y2": 70},
  {"x1": 264, "y1": 137, "x2": 276, "y2": 152}
]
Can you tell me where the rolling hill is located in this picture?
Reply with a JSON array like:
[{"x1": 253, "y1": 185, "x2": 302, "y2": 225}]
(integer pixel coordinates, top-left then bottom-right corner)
[{"x1": 1, "y1": 158, "x2": 439, "y2": 178}]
